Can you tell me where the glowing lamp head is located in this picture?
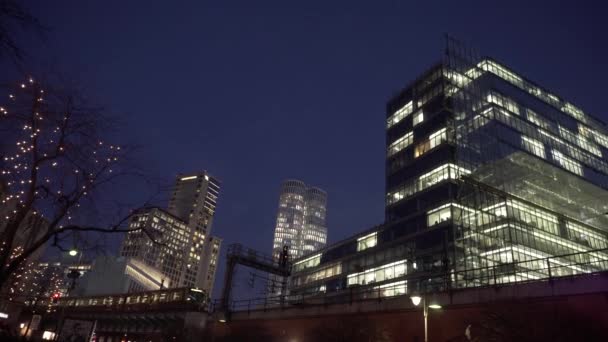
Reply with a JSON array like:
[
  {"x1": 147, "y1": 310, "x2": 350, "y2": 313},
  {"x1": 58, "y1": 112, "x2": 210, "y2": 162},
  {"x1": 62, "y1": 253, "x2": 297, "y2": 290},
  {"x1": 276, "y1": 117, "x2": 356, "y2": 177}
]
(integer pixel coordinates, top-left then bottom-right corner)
[
  {"x1": 428, "y1": 304, "x2": 442, "y2": 309},
  {"x1": 410, "y1": 295, "x2": 422, "y2": 306},
  {"x1": 68, "y1": 249, "x2": 78, "y2": 256}
]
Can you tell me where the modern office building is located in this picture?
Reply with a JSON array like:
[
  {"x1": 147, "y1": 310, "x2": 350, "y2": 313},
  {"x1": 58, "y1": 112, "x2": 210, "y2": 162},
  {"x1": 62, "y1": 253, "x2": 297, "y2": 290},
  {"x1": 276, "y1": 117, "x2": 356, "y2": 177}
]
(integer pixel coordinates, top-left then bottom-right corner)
[
  {"x1": 121, "y1": 172, "x2": 222, "y2": 296},
  {"x1": 169, "y1": 172, "x2": 221, "y2": 291},
  {"x1": 121, "y1": 208, "x2": 190, "y2": 288},
  {"x1": 288, "y1": 40, "x2": 608, "y2": 299},
  {"x1": 272, "y1": 180, "x2": 328, "y2": 260},
  {"x1": 168, "y1": 172, "x2": 220, "y2": 233},
  {"x1": 269, "y1": 180, "x2": 327, "y2": 296}
]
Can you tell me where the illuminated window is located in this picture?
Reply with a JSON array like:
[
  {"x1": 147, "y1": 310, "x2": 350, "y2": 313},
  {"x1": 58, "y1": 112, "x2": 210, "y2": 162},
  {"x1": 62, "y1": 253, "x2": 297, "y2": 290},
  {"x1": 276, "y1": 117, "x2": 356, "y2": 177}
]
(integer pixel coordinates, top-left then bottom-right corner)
[
  {"x1": 427, "y1": 203, "x2": 477, "y2": 228},
  {"x1": 487, "y1": 91, "x2": 520, "y2": 115},
  {"x1": 387, "y1": 101, "x2": 413, "y2": 128},
  {"x1": 566, "y1": 222, "x2": 608, "y2": 249},
  {"x1": 292, "y1": 262, "x2": 341, "y2": 287},
  {"x1": 427, "y1": 204, "x2": 453, "y2": 226},
  {"x1": 387, "y1": 164, "x2": 470, "y2": 205},
  {"x1": 412, "y1": 111, "x2": 424, "y2": 126},
  {"x1": 388, "y1": 131, "x2": 413, "y2": 157},
  {"x1": 375, "y1": 280, "x2": 407, "y2": 297},
  {"x1": 521, "y1": 136, "x2": 545, "y2": 158},
  {"x1": 42, "y1": 331, "x2": 56, "y2": 340},
  {"x1": 415, "y1": 128, "x2": 447, "y2": 157},
  {"x1": 347, "y1": 260, "x2": 407, "y2": 286},
  {"x1": 508, "y1": 200, "x2": 559, "y2": 235},
  {"x1": 580, "y1": 125, "x2": 608, "y2": 149},
  {"x1": 558, "y1": 125, "x2": 602, "y2": 157},
  {"x1": 552, "y1": 150, "x2": 583, "y2": 176},
  {"x1": 526, "y1": 109, "x2": 551, "y2": 130},
  {"x1": 357, "y1": 232, "x2": 377, "y2": 251}
]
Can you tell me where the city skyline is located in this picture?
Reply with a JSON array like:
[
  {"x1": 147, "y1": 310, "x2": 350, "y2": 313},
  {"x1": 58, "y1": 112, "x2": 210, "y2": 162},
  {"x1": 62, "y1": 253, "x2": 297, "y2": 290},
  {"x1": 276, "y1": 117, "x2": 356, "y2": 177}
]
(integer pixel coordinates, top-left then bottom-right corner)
[
  {"x1": 1, "y1": 1, "x2": 608, "y2": 340},
  {"x1": 2, "y1": 1, "x2": 608, "y2": 306}
]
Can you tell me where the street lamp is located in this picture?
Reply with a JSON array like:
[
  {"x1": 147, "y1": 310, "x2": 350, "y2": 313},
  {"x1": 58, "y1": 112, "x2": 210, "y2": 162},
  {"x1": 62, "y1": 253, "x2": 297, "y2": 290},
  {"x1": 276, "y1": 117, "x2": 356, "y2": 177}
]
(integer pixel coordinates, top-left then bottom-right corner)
[
  {"x1": 410, "y1": 292, "x2": 442, "y2": 342},
  {"x1": 68, "y1": 249, "x2": 78, "y2": 256}
]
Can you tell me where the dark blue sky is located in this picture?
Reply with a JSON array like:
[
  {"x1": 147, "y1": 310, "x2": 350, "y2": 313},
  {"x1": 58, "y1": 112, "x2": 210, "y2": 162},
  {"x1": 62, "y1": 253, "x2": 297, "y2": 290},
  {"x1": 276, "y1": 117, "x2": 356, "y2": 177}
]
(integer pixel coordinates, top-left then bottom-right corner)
[{"x1": 14, "y1": 0, "x2": 608, "y2": 298}]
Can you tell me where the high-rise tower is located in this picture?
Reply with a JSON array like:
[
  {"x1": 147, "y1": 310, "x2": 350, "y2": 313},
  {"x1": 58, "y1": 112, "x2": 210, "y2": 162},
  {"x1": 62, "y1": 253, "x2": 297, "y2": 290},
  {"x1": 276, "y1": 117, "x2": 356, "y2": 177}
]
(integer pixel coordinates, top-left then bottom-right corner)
[
  {"x1": 121, "y1": 172, "x2": 221, "y2": 294},
  {"x1": 272, "y1": 180, "x2": 327, "y2": 260}
]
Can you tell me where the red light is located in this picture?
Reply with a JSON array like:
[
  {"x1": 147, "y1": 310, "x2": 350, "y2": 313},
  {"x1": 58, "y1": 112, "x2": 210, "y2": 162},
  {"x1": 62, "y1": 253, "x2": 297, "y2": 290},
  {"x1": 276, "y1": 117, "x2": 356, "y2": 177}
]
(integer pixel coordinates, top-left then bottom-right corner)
[{"x1": 52, "y1": 293, "x2": 60, "y2": 299}]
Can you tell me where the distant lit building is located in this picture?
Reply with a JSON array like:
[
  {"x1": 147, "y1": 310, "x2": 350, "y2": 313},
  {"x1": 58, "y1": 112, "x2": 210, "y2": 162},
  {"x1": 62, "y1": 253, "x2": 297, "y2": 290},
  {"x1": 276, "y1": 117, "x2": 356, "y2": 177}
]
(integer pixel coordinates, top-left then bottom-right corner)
[
  {"x1": 269, "y1": 180, "x2": 327, "y2": 297},
  {"x1": 168, "y1": 172, "x2": 221, "y2": 291},
  {"x1": 121, "y1": 208, "x2": 192, "y2": 288},
  {"x1": 121, "y1": 172, "x2": 222, "y2": 296},
  {"x1": 289, "y1": 41, "x2": 608, "y2": 299},
  {"x1": 19, "y1": 259, "x2": 91, "y2": 308},
  {"x1": 0, "y1": 198, "x2": 48, "y2": 265},
  {"x1": 0, "y1": 179, "x2": 49, "y2": 297},
  {"x1": 272, "y1": 180, "x2": 328, "y2": 260}
]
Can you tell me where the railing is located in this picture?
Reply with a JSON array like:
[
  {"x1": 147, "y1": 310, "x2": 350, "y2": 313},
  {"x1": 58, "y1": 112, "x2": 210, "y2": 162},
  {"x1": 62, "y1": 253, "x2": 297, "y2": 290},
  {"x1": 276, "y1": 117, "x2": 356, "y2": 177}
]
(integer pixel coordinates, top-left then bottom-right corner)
[
  {"x1": 228, "y1": 243, "x2": 289, "y2": 269},
  {"x1": 216, "y1": 247, "x2": 608, "y2": 312}
]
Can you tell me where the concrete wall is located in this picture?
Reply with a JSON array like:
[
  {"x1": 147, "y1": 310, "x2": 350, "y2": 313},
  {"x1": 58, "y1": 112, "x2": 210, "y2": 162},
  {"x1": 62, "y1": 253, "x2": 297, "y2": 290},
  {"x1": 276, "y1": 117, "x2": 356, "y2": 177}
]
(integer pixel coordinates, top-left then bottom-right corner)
[
  {"x1": 207, "y1": 292, "x2": 608, "y2": 342},
  {"x1": 207, "y1": 274, "x2": 608, "y2": 341}
]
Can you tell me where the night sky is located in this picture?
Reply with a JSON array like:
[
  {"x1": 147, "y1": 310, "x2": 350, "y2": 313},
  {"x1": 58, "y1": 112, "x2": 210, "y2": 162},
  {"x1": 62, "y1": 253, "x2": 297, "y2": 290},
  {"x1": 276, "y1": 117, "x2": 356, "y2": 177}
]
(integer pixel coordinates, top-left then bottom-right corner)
[{"x1": 8, "y1": 0, "x2": 608, "y2": 299}]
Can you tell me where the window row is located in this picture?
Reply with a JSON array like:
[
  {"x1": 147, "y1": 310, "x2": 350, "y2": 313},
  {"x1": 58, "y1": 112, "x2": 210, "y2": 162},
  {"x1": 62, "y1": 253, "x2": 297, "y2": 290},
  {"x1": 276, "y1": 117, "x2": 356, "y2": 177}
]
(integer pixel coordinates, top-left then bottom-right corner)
[
  {"x1": 387, "y1": 101, "x2": 413, "y2": 128},
  {"x1": 487, "y1": 91, "x2": 520, "y2": 115},
  {"x1": 374, "y1": 280, "x2": 407, "y2": 298},
  {"x1": 388, "y1": 131, "x2": 413, "y2": 157},
  {"x1": 387, "y1": 164, "x2": 470, "y2": 205},
  {"x1": 478, "y1": 106, "x2": 608, "y2": 178},
  {"x1": 552, "y1": 150, "x2": 583, "y2": 176},
  {"x1": 579, "y1": 125, "x2": 608, "y2": 150},
  {"x1": 414, "y1": 128, "x2": 447, "y2": 158},
  {"x1": 566, "y1": 221, "x2": 608, "y2": 250},
  {"x1": 291, "y1": 262, "x2": 342, "y2": 287},
  {"x1": 467, "y1": 221, "x2": 599, "y2": 261},
  {"x1": 558, "y1": 125, "x2": 602, "y2": 157},
  {"x1": 479, "y1": 60, "x2": 594, "y2": 127},
  {"x1": 357, "y1": 232, "x2": 377, "y2": 252},
  {"x1": 521, "y1": 136, "x2": 545, "y2": 158},
  {"x1": 347, "y1": 259, "x2": 407, "y2": 286}
]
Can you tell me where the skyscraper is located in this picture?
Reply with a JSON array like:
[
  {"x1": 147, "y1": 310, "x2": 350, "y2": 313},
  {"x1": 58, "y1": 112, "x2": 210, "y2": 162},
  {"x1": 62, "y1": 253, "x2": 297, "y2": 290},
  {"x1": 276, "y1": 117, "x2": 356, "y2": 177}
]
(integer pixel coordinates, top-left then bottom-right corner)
[
  {"x1": 121, "y1": 172, "x2": 222, "y2": 295},
  {"x1": 168, "y1": 172, "x2": 221, "y2": 289},
  {"x1": 272, "y1": 180, "x2": 328, "y2": 260},
  {"x1": 288, "y1": 40, "x2": 608, "y2": 298}
]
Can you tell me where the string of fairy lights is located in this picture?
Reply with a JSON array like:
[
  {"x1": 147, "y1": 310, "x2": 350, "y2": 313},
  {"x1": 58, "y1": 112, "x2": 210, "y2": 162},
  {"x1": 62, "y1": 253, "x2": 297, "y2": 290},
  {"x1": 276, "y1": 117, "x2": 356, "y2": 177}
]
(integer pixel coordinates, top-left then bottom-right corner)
[{"x1": 0, "y1": 76, "x2": 125, "y2": 304}]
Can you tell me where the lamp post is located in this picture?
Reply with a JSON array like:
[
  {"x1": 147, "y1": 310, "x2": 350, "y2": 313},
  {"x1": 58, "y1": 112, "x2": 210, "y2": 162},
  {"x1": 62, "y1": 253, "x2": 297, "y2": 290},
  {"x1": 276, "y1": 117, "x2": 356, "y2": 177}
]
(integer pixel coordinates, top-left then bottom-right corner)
[{"x1": 410, "y1": 293, "x2": 441, "y2": 342}]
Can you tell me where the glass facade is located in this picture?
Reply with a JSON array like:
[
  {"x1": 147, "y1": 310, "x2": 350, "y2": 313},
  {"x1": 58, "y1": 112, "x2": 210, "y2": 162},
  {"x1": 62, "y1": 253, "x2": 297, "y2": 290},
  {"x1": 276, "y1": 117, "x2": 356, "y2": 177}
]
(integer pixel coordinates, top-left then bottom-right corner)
[
  {"x1": 288, "y1": 41, "x2": 608, "y2": 300},
  {"x1": 270, "y1": 180, "x2": 328, "y2": 296},
  {"x1": 272, "y1": 180, "x2": 328, "y2": 260}
]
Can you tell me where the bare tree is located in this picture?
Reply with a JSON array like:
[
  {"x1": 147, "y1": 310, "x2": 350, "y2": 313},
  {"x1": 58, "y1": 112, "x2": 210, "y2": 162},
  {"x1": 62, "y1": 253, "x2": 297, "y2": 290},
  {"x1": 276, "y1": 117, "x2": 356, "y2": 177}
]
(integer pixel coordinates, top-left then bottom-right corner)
[
  {"x1": 0, "y1": 75, "x2": 158, "y2": 290},
  {"x1": 0, "y1": 0, "x2": 45, "y2": 65}
]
